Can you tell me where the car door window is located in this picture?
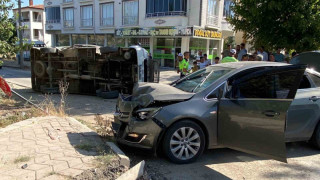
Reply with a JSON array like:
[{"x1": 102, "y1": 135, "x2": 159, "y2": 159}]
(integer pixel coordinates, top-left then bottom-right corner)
[
  {"x1": 299, "y1": 75, "x2": 312, "y2": 89},
  {"x1": 233, "y1": 71, "x2": 300, "y2": 99},
  {"x1": 206, "y1": 82, "x2": 226, "y2": 100},
  {"x1": 308, "y1": 73, "x2": 320, "y2": 87}
]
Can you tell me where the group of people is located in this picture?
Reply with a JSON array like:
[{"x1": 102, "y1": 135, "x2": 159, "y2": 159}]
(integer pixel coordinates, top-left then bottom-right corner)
[
  {"x1": 177, "y1": 44, "x2": 298, "y2": 77},
  {"x1": 222, "y1": 43, "x2": 298, "y2": 63}
]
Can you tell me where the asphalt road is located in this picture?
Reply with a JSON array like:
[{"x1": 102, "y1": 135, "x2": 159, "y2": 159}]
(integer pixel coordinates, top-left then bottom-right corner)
[{"x1": 1, "y1": 67, "x2": 320, "y2": 180}]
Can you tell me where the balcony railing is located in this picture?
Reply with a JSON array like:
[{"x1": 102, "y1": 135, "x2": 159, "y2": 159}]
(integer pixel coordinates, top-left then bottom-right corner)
[
  {"x1": 64, "y1": 20, "x2": 74, "y2": 27},
  {"x1": 63, "y1": 0, "x2": 73, "y2": 3},
  {"x1": 46, "y1": 19, "x2": 61, "y2": 24},
  {"x1": 101, "y1": 18, "x2": 113, "y2": 26},
  {"x1": 81, "y1": 19, "x2": 93, "y2": 27},
  {"x1": 123, "y1": 16, "x2": 138, "y2": 26},
  {"x1": 146, "y1": 11, "x2": 187, "y2": 18},
  {"x1": 207, "y1": 15, "x2": 219, "y2": 27}
]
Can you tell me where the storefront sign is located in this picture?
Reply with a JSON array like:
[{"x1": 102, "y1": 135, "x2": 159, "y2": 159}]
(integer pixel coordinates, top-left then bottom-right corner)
[
  {"x1": 193, "y1": 29, "x2": 222, "y2": 39},
  {"x1": 115, "y1": 27, "x2": 222, "y2": 39},
  {"x1": 115, "y1": 27, "x2": 193, "y2": 37},
  {"x1": 153, "y1": 53, "x2": 175, "y2": 60}
]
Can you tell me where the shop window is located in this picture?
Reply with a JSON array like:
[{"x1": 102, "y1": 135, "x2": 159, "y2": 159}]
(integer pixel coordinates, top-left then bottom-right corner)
[
  {"x1": 189, "y1": 38, "x2": 207, "y2": 61},
  {"x1": 88, "y1": 35, "x2": 105, "y2": 46},
  {"x1": 55, "y1": 34, "x2": 69, "y2": 46},
  {"x1": 146, "y1": 0, "x2": 187, "y2": 17},
  {"x1": 72, "y1": 34, "x2": 87, "y2": 45}
]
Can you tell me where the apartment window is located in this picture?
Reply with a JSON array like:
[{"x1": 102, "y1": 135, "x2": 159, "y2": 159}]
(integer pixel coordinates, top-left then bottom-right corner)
[
  {"x1": 100, "y1": 3, "x2": 114, "y2": 26},
  {"x1": 224, "y1": 0, "x2": 234, "y2": 18},
  {"x1": 123, "y1": 0, "x2": 139, "y2": 26},
  {"x1": 63, "y1": 8, "x2": 74, "y2": 27},
  {"x1": 81, "y1": 5, "x2": 93, "y2": 27},
  {"x1": 146, "y1": 0, "x2": 187, "y2": 17},
  {"x1": 207, "y1": 0, "x2": 219, "y2": 26},
  {"x1": 63, "y1": 0, "x2": 73, "y2": 3},
  {"x1": 46, "y1": 7, "x2": 60, "y2": 23}
]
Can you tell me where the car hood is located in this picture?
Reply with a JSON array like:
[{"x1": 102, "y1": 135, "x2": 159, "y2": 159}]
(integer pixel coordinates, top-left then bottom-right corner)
[{"x1": 290, "y1": 52, "x2": 320, "y2": 72}]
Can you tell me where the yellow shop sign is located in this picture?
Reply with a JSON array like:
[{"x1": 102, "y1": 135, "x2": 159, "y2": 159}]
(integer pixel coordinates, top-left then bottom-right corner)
[{"x1": 194, "y1": 29, "x2": 222, "y2": 39}]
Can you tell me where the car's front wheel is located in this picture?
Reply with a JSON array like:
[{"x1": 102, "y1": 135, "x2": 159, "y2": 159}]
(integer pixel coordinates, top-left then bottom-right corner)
[{"x1": 163, "y1": 120, "x2": 205, "y2": 164}]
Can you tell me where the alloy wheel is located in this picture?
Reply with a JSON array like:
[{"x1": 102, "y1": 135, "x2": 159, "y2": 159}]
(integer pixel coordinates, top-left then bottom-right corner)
[{"x1": 169, "y1": 127, "x2": 201, "y2": 160}]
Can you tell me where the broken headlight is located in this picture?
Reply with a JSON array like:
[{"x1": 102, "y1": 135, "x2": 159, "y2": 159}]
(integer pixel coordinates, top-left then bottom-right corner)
[{"x1": 136, "y1": 108, "x2": 161, "y2": 120}]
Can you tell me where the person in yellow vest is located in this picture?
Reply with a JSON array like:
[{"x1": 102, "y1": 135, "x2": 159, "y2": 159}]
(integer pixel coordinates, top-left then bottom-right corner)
[
  {"x1": 177, "y1": 52, "x2": 190, "y2": 78},
  {"x1": 221, "y1": 49, "x2": 239, "y2": 63}
]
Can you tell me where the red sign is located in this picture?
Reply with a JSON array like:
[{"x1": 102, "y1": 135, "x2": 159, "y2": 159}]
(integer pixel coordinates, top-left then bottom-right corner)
[{"x1": 0, "y1": 76, "x2": 12, "y2": 97}]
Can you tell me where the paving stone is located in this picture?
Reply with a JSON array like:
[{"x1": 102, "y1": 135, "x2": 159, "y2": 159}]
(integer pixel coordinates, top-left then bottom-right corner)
[
  {"x1": 0, "y1": 174, "x2": 15, "y2": 180},
  {"x1": 72, "y1": 163, "x2": 95, "y2": 170},
  {"x1": 41, "y1": 174, "x2": 67, "y2": 180},
  {"x1": 35, "y1": 166, "x2": 54, "y2": 180},
  {"x1": 35, "y1": 155, "x2": 51, "y2": 164},
  {"x1": 27, "y1": 164, "x2": 51, "y2": 171},
  {"x1": 48, "y1": 152, "x2": 65, "y2": 160},
  {"x1": 58, "y1": 168, "x2": 83, "y2": 177}
]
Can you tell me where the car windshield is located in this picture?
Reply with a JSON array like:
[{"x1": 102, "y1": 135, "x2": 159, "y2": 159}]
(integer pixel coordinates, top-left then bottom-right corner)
[{"x1": 173, "y1": 66, "x2": 234, "y2": 93}]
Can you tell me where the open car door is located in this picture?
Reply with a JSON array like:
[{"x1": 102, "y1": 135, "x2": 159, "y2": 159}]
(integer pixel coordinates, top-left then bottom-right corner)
[{"x1": 218, "y1": 65, "x2": 306, "y2": 162}]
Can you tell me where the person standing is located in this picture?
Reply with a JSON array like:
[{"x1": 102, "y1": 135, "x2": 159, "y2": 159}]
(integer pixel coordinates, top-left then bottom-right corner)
[
  {"x1": 196, "y1": 51, "x2": 203, "y2": 61},
  {"x1": 237, "y1": 43, "x2": 247, "y2": 61},
  {"x1": 199, "y1": 57, "x2": 207, "y2": 69},
  {"x1": 222, "y1": 44, "x2": 231, "y2": 58},
  {"x1": 203, "y1": 54, "x2": 211, "y2": 66},
  {"x1": 258, "y1": 46, "x2": 269, "y2": 61},
  {"x1": 177, "y1": 53, "x2": 188, "y2": 78},
  {"x1": 221, "y1": 49, "x2": 239, "y2": 63},
  {"x1": 235, "y1": 45, "x2": 241, "y2": 59},
  {"x1": 269, "y1": 54, "x2": 276, "y2": 62},
  {"x1": 273, "y1": 48, "x2": 285, "y2": 62},
  {"x1": 213, "y1": 57, "x2": 220, "y2": 65},
  {"x1": 242, "y1": 54, "x2": 249, "y2": 61}
]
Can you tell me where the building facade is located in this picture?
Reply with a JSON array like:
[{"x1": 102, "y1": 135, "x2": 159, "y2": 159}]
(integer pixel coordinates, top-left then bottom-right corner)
[
  {"x1": 44, "y1": 0, "x2": 234, "y2": 67},
  {"x1": 13, "y1": 1, "x2": 52, "y2": 60}
]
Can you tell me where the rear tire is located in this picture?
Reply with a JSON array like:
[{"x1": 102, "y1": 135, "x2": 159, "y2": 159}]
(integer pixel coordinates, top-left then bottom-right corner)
[
  {"x1": 163, "y1": 120, "x2": 205, "y2": 164},
  {"x1": 312, "y1": 123, "x2": 320, "y2": 148}
]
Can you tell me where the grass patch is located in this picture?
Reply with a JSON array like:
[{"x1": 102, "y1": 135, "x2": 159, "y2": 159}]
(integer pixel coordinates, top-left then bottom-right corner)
[
  {"x1": 94, "y1": 153, "x2": 116, "y2": 168},
  {"x1": 74, "y1": 143, "x2": 94, "y2": 151},
  {"x1": 14, "y1": 156, "x2": 31, "y2": 164}
]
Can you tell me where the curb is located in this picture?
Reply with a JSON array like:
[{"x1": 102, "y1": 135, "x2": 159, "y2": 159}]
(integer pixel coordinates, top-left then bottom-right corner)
[
  {"x1": 117, "y1": 160, "x2": 145, "y2": 180},
  {"x1": 106, "y1": 142, "x2": 130, "y2": 168}
]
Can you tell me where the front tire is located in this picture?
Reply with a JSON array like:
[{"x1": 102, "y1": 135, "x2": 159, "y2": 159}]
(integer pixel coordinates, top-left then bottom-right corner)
[{"x1": 163, "y1": 120, "x2": 205, "y2": 164}]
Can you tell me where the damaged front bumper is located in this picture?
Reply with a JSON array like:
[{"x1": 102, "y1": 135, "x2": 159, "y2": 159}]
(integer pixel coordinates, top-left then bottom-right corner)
[{"x1": 112, "y1": 95, "x2": 165, "y2": 150}]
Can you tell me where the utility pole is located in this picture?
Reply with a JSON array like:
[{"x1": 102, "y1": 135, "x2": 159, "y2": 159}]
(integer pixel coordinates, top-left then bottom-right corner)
[{"x1": 18, "y1": 0, "x2": 24, "y2": 68}]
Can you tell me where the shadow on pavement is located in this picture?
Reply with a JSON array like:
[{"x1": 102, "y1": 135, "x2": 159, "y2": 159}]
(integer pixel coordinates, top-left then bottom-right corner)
[{"x1": 119, "y1": 141, "x2": 320, "y2": 180}]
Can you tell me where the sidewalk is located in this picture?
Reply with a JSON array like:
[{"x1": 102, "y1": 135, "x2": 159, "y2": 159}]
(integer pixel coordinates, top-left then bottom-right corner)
[{"x1": 0, "y1": 116, "x2": 107, "y2": 180}]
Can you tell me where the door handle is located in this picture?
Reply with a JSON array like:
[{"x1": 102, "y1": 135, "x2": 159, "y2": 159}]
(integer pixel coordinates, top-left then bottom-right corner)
[
  {"x1": 263, "y1": 110, "x2": 280, "y2": 117},
  {"x1": 309, "y1": 96, "x2": 320, "y2": 102}
]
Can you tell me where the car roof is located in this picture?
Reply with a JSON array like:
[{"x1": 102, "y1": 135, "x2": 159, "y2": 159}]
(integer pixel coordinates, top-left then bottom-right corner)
[{"x1": 212, "y1": 61, "x2": 289, "y2": 70}]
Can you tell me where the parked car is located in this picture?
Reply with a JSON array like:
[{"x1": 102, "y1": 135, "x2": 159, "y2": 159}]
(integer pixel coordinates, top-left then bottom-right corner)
[{"x1": 112, "y1": 61, "x2": 320, "y2": 164}]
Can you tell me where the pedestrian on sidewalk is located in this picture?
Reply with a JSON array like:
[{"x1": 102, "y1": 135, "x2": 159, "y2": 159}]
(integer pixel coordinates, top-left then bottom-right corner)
[
  {"x1": 177, "y1": 53, "x2": 187, "y2": 78},
  {"x1": 237, "y1": 43, "x2": 248, "y2": 61},
  {"x1": 221, "y1": 49, "x2": 239, "y2": 63},
  {"x1": 204, "y1": 54, "x2": 211, "y2": 66},
  {"x1": 269, "y1": 54, "x2": 276, "y2": 62},
  {"x1": 213, "y1": 57, "x2": 220, "y2": 65},
  {"x1": 258, "y1": 46, "x2": 269, "y2": 61},
  {"x1": 222, "y1": 44, "x2": 231, "y2": 58},
  {"x1": 242, "y1": 54, "x2": 249, "y2": 61},
  {"x1": 273, "y1": 48, "x2": 285, "y2": 62}
]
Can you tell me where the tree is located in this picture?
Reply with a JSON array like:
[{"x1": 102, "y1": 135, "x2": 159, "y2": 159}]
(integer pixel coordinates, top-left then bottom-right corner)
[
  {"x1": 228, "y1": 0, "x2": 320, "y2": 52},
  {"x1": 0, "y1": 0, "x2": 16, "y2": 58}
]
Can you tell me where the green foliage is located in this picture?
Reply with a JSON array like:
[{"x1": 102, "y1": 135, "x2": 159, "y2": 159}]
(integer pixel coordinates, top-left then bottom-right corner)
[
  {"x1": 0, "y1": 0, "x2": 31, "y2": 58},
  {"x1": 228, "y1": 0, "x2": 320, "y2": 52}
]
